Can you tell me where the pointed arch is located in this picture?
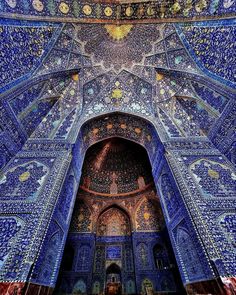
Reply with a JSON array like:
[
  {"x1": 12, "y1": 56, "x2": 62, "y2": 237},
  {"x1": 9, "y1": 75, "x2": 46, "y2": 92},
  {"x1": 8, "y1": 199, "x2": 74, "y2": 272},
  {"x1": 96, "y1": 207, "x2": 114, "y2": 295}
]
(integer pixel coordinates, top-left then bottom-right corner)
[
  {"x1": 96, "y1": 205, "x2": 131, "y2": 236},
  {"x1": 78, "y1": 112, "x2": 163, "y2": 162},
  {"x1": 176, "y1": 226, "x2": 204, "y2": 281}
]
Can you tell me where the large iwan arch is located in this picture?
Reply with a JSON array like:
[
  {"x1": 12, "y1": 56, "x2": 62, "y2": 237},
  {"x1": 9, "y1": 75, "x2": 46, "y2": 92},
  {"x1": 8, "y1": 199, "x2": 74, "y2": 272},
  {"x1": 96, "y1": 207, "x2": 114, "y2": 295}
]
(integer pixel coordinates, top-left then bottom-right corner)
[{"x1": 0, "y1": 16, "x2": 235, "y2": 295}]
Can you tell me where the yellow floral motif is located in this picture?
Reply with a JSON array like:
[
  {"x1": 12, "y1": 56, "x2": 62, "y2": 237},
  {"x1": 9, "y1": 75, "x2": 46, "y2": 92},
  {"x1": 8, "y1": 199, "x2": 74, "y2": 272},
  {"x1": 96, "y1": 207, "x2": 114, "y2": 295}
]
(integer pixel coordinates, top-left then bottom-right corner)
[
  {"x1": 125, "y1": 6, "x2": 134, "y2": 17},
  {"x1": 170, "y1": 1, "x2": 181, "y2": 14},
  {"x1": 112, "y1": 88, "x2": 123, "y2": 99},
  {"x1": 160, "y1": 89, "x2": 165, "y2": 95},
  {"x1": 160, "y1": 3, "x2": 166, "y2": 18},
  {"x1": 78, "y1": 214, "x2": 84, "y2": 222},
  {"x1": 32, "y1": 0, "x2": 44, "y2": 12},
  {"x1": 208, "y1": 169, "x2": 219, "y2": 179},
  {"x1": 144, "y1": 212, "x2": 150, "y2": 220},
  {"x1": 59, "y1": 2, "x2": 69, "y2": 14},
  {"x1": 72, "y1": 73, "x2": 79, "y2": 81},
  {"x1": 104, "y1": 25, "x2": 133, "y2": 41},
  {"x1": 156, "y1": 73, "x2": 164, "y2": 81},
  {"x1": 183, "y1": 0, "x2": 193, "y2": 16},
  {"x1": 104, "y1": 6, "x2": 113, "y2": 17},
  {"x1": 147, "y1": 5, "x2": 155, "y2": 16},
  {"x1": 195, "y1": 0, "x2": 207, "y2": 12},
  {"x1": 83, "y1": 4, "x2": 92, "y2": 16},
  {"x1": 19, "y1": 171, "x2": 30, "y2": 182}
]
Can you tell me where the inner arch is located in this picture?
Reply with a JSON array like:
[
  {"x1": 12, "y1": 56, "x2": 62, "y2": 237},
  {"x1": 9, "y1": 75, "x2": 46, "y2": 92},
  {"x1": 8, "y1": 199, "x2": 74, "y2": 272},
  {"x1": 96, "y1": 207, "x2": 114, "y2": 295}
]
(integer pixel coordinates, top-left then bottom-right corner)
[{"x1": 54, "y1": 137, "x2": 184, "y2": 295}]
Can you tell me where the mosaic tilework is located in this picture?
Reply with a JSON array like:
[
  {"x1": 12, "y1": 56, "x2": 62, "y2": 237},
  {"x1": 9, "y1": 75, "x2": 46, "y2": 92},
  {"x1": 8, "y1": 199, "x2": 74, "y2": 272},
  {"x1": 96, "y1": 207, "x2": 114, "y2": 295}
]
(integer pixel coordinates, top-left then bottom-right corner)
[
  {"x1": 210, "y1": 100, "x2": 236, "y2": 164},
  {"x1": 0, "y1": 13, "x2": 236, "y2": 295},
  {"x1": 22, "y1": 99, "x2": 57, "y2": 136},
  {"x1": 83, "y1": 70, "x2": 154, "y2": 119},
  {"x1": 124, "y1": 245, "x2": 134, "y2": 272},
  {"x1": 9, "y1": 83, "x2": 44, "y2": 116},
  {"x1": 77, "y1": 24, "x2": 159, "y2": 72},
  {"x1": 70, "y1": 202, "x2": 92, "y2": 233},
  {"x1": 133, "y1": 231, "x2": 178, "y2": 292},
  {"x1": 177, "y1": 20, "x2": 236, "y2": 87},
  {"x1": 136, "y1": 199, "x2": 163, "y2": 231},
  {"x1": 158, "y1": 94, "x2": 217, "y2": 138},
  {"x1": 190, "y1": 159, "x2": 236, "y2": 198},
  {"x1": 0, "y1": 75, "x2": 77, "y2": 171},
  {"x1": 54, "y1": 109, "x2": 77, "y2": 139},
  {"x1": 159, "y1": 173, "x2": 180, "y2": 220},
  {"x1": 137, "y1": 242, "x2": 149, "y2": 269},
  {"x1": 32, "y1": 77, "x2": 80, "y2": 139},
  {"x1": 0, "y1": 161, "x2": 48, "y2": 201},
  {"x1": 80, "y1": 138, "x2": 152, "y2": 195},
  {"x1": 219, "y1": 213, "x2": 236, "y2": 249},
  {"x1": 0, "y1": 217, "x2": 22, "y2": 270},
  {"x1": 0, "y1": 147, "x2": 72, "y2": 283},
  {"x1": 158, "y1": 108, "x2": 182, "y2": 138},
  {"x1": 0, "y1": 142, "x2": 12, "y2": 170},
  {"x1": 0, "y1": 19, "x2": 58, "y2": 92},
  {"x1": 0, "y1": 0, "x2": 235, "y2": 23},
  {"x1": 174, "y1": 97, "x2": 216, "y2": 136},
  {"x1": 57, "y1": 174, "x2": 75, "y2": 222},
  {"x1": 55, "y1": 202, "x2": 178, "y2": 294},
  {"x1": 0, "y1": 103, "x2": 26, "y2": 166},
  {"x1": 8, "y1": 76, "x2": 71, "y2": 136},
  {"x1": 2, "y1": 22, "x2": 231, "y2": 155},
  {"x1": 30, "y1": 219, "x2": 63, "y2": 286},
  {"x1": 77, "y1": 245, "x2": 91, "y2": 272},
  {"x1": 225, "y1": 141, "x2": 236, "y2": 165},
  {"x1": 94, "y1": 245, "x2": 105, "y2": 273},
  {"x1": 73, "y1": 279, "x2": 86, "y2": 293},
  {"x1": 97, "y1": 207, "x2": 131, "y2": 236},
  {"x1": 191, "y1": 81, "x2": 229, "y2": 113},
  {"x1": 52, "y1": 136, "x2": 179, "y2": 293},
  {"x1": 81, "y1": 113, "x2": 160, "y2": 159},
  {"x1": 174, "y1": 225, "x2": 205, "y2": 281},
  {"x1": 165, "y1": 149, "x2": 236, "y2": 280}
]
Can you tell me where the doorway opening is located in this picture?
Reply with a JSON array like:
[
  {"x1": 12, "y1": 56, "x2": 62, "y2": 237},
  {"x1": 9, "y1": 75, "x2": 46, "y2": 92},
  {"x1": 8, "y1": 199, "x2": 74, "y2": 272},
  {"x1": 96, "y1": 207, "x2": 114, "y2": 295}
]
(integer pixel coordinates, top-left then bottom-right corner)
[
  {"x1": 54, "y1": 137, "x2": 184, "y2": 294},
  {"x1": 106, "y1": 264, "x2": 122, "y2": 295}
]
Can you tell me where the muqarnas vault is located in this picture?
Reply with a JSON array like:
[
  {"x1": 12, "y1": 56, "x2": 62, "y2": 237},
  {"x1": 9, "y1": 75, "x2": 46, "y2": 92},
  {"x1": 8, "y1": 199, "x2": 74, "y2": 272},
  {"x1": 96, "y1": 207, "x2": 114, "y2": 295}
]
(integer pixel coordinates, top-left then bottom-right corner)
[{"x1": 0, "y1": 2, "x2": 235, "y2": 295}]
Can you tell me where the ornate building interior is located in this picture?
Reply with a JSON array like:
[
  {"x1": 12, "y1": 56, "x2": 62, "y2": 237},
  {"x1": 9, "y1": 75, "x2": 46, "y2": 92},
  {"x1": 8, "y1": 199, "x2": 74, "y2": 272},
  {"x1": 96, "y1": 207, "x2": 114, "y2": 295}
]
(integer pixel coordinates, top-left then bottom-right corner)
[
  {"x1": 0, "y1": 1, "x2": 235, "y2": 295},
  {"x1": 54, "y1": 138, "x2": 184, "y2": 294}
]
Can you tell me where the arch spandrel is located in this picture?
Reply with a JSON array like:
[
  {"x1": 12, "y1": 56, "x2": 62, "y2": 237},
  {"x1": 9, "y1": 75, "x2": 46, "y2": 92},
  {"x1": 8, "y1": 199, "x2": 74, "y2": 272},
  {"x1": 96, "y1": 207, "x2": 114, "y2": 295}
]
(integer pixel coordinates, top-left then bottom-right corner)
[
  {"x1": 135, "y1": 197, "x2": 164, "y2": 232},
  {"x1": 70, "y1": 205, "x2": 92, "y2": 233}
]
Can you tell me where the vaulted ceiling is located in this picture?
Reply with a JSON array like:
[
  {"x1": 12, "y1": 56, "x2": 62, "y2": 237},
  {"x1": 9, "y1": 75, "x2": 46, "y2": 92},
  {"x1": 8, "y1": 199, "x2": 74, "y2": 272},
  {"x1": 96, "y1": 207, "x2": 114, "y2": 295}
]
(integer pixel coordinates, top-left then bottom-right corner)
[
  {"x1": 0, "y1": 4, "x2": 235, "y2": 169},
  {"x1": 80, "y1": 138, "x2": 153, "y2": 195}
]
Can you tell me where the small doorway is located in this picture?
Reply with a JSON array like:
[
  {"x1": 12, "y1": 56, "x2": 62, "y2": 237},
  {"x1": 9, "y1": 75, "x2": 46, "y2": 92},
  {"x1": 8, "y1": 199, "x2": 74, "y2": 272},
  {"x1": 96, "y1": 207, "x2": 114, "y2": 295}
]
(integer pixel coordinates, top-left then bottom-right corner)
[{"x1": 105, "y1": 264, "x2": 122, "y2": 295}]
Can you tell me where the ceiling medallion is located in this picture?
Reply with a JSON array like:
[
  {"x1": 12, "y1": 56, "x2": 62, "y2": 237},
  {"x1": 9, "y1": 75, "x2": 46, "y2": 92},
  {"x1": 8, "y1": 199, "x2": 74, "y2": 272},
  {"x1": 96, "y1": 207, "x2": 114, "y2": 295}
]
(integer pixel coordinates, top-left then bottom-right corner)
[{"x1": 104, "y1": 24, "x2": 133, "y2": 41}]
